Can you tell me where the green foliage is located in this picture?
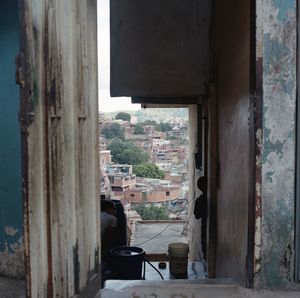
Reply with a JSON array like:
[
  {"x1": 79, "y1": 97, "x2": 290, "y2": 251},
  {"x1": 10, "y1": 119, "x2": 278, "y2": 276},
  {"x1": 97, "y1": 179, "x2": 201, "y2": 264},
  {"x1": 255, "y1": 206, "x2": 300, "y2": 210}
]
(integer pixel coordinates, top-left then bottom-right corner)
[
  {"x1": 108, "y1": 139, "x2": 149, "y2": 165},
  {"x1": 139, "y1": 120, "x2": 172, "y2": 132},
  {"x1": 135, "y1": 202, "x2": 169, "y2": 220},
  {"x1": 101, "y1": 123, "x2": 124, "y2": 139},
  {"x1": 133, "y1": 163, "x2": 165, "y2": 179},
  {"x1": 166, "y1": 135, "x2": 177, "y2": 140},
  {"x1": 142, "y1": 120, "x2": 158, "y2": 126},
  {"x1": 158, "y1": 122, "x2": 172, "y2": 132},
  {"x1": 134, "y1": 123, "x2": 145, "y2": 134},
  {"x1": 104, "y1": 108, "x2": 188, "y2": 124},
  {"x1": 115, "y1": 112, "x2": 131, "y2": 122}
]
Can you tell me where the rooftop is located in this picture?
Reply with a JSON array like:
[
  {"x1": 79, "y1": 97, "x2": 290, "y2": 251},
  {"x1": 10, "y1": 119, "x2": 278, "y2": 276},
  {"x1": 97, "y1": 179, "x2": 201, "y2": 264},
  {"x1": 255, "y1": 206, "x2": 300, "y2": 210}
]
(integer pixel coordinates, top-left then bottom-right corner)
[{"x1": 133, "y1": 221, "x2": 187, "y2": 254}]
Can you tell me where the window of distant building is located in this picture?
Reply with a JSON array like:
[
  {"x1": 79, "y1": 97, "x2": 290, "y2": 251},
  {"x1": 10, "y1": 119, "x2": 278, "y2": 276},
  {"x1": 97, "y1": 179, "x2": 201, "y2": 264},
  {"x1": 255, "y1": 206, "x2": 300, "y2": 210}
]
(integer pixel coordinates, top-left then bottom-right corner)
[
  {"x1": 131, "y1": 194, "x2": 135, "y2": 197},
  {"x1": 166, "y1": 191, "x2": 170, "y2": 196}
]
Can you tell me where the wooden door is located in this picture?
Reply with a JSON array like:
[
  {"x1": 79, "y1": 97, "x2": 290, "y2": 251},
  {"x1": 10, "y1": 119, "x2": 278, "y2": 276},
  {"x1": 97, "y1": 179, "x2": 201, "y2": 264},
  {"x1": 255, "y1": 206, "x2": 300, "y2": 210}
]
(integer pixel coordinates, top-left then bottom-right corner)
[{"x1": 19, "y1": 1, "x2": 100, "y2": 296}]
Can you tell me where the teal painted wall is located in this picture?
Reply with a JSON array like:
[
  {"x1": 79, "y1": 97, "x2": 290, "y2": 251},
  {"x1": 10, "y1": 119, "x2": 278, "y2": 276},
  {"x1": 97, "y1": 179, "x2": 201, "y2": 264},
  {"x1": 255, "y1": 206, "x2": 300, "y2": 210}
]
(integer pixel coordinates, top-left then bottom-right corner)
[
  {"x1": 0, "y1": 0, "x2": 24, "y2": 278},
  {"x1": 254, "y1": 0, "x2": 297, "y2": 288}
]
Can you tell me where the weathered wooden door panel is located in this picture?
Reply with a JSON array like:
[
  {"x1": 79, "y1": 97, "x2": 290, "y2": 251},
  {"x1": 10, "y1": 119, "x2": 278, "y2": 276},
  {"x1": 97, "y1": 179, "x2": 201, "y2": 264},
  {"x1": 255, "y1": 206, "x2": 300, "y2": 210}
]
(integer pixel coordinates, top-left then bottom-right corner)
[{"x1": 20, "y1": 1, "x2": 99, "y2": 297}]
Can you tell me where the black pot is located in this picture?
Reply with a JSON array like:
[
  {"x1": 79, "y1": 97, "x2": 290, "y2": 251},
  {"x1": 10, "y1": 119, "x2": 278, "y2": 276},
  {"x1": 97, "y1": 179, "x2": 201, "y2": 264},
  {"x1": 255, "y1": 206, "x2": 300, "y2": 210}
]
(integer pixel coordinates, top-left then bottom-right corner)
[{"x1": 110, "y1": 246, "x2": 145, "y2": 280}]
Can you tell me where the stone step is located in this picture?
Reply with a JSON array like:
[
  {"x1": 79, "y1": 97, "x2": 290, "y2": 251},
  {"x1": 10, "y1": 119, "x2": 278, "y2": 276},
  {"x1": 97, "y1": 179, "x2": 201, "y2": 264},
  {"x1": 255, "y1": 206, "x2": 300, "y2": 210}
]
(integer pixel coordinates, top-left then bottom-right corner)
[
  {"x1": 99, "y1": 279, "x2": 300, "y2": 298},
  {"x1": 100, "y1": 279, "x2": 240, "y2": 298}
]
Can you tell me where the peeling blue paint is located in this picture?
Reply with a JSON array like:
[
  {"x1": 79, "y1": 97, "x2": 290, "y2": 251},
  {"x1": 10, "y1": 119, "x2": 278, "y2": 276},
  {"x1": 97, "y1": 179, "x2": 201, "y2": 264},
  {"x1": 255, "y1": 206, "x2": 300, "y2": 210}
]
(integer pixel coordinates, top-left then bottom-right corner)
[
  {"x1": 265, "y1": 171, "x2": 275, "y2": 183},
  {"x1": 263, "y1": 34, "x2": 295, "y2": 96},
  {"x1": 259, "y1": 0, "x2": 297, "y2": 289},
  {"x1": 273, "y1": 0, "x2": 295, "y2": 22},
  {"x1": 262, "y1": 128, "x2": 284, "y2": 162}
]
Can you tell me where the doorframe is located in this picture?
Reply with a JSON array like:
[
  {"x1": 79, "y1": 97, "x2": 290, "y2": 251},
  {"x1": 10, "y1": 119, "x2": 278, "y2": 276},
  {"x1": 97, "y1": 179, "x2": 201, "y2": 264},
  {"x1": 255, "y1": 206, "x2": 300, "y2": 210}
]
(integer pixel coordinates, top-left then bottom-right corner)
[
  {"x1": 245, "y1": 0, "x2": 259, "y2": 288},
  {"x1": 296, "y1": 0, "x2": 300, "y2": 281}
]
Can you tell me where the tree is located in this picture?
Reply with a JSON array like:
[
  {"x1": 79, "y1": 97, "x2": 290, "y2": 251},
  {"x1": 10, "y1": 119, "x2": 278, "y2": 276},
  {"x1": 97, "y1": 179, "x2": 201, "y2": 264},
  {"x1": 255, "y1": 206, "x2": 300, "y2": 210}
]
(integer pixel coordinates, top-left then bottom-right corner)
[
  {"x1": 136, "y1": 203, "x2": 169, "y2": 220},
  {"x1": 133, "y1": 163, "x2": 165, "y2": 179},
  {"x1": 101, "y1": 123, "x2": 124, "y2": 139},
  {"x1": 115, "y1": 112, "x2": 131, "y2": 122},
  {"x1": 141, "y1": 120, "x2": 160, "y2": 131},
  {"x1": 142, "y1": 120, "x2": 158, "y2": 126},
  {"x1": 134, "y1": 123, "x2": 145, "y2": 134},
  {"x1": 159, "y1": 122, "x2": 172, "y2": 132},
  {"x1": 108, "y1": 140, "x2": 149, "y2": 165}
]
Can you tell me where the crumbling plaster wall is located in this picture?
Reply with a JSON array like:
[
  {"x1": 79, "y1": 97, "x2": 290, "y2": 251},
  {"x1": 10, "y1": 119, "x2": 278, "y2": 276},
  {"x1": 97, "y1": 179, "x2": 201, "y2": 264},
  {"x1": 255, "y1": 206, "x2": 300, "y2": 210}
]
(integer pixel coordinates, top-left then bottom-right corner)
[
  {"x1": 255, "y1": 0, "x2": 297, "y2": 288},
  {"x1": 0, "y1": 0, "x2": 24, "y2": 279}
]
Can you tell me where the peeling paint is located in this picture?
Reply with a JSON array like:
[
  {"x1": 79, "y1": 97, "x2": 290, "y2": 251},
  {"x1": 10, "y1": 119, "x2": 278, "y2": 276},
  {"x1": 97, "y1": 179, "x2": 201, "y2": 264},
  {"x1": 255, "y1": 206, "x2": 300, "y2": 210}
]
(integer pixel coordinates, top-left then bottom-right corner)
[
  {"x1": 4, "y1": 226, "x2": 19, "y2": 237},
  {"x1": 20, "y1": 0, "x2": 100, "y2": 296},
  {"x1": 280, "y1": 244, "x2": 293, "y2": 282},
  {"x1": 254, "y1": 0, "x2": 297, "y2": 289},
  {"x1": 254, "y1": 216, "x2": 262, "y2": 274},
  {"x1": 255, "y1": 183, "x2": 261, "y2": 199},
  {"x1": 273, "y1": 0, "x2": 295, "y2": 22},
  {"x1": 0, "y1": 236, "x2": 24, "y2": 279}
]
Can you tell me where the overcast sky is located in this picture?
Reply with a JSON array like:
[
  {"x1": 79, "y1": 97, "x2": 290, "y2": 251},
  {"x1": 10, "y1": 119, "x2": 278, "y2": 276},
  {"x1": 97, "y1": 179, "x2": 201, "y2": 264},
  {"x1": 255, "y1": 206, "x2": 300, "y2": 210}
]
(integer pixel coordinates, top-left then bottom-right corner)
[{"x1": 97, "y1": 0, "x2": 140, "y2": 112}]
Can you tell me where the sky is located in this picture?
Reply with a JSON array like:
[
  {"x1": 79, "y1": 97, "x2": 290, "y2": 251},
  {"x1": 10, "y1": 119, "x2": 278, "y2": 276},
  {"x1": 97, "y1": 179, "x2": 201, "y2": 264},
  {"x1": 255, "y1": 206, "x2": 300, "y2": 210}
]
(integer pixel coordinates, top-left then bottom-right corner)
[{"x1": 97, "y1": 0, "x2": 140, "y2": 112}]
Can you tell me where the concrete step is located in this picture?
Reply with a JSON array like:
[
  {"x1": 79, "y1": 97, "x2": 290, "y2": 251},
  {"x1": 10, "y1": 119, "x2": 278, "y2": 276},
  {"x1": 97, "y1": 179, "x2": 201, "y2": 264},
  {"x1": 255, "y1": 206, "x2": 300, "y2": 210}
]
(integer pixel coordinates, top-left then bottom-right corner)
[
  {"x1": 99, "y1": 279, "x2": 300, "y2": 298},
  {"x1": 100, "y1": 279, "x2": 240, "y2": 298}
]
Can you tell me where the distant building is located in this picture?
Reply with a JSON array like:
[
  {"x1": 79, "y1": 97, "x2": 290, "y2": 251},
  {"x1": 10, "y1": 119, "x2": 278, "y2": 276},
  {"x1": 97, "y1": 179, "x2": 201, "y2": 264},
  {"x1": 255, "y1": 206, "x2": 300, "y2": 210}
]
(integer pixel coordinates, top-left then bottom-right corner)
[
  {"x1": 100, "y1": 150, "x2": 112, "y2": 165},
  {"x1": 106, "y1": 164, "x2": 136, "y2": 199},
  {"x1": 124, "y1": 186, "x2": 180, "y2": 204},
  {"x1": 143, "y1": 125, "x2": 156, "y2": 135},
  {"x1": 164, "y1": 173, "x2": 182, "y2": 186},
  {"x1": 122, "y1": 123, "x2": 135, "y2": 138},
  {"x1": 156, "y1": 162, "x2": 173, "y2": 172},
  {"x1": 99, "y1": 113, "x2": 114, "y2": 130},
  {"x1": 130, "y1": 116, "x2": 138, "y2": 124},
  {"x1": 152, "y1": 136, "x2": 168, "y2": 148},
  {"x1": 127, "y1": 135, "x2": 151, "y2": 152},
  {"x1": 99, "y1": 135, "x2": 107, "y2": 151}
]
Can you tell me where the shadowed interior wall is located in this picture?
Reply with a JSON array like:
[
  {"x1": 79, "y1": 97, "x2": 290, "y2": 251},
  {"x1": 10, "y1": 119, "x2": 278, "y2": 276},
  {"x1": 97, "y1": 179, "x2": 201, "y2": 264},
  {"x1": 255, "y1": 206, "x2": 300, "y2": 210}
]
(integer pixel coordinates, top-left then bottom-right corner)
[
  {"x1": 0, "y1": 0, "x2": 24, "y2": 279},
  {"x1": 213, "y1": 0, "x2": 250, "y2": 284}
]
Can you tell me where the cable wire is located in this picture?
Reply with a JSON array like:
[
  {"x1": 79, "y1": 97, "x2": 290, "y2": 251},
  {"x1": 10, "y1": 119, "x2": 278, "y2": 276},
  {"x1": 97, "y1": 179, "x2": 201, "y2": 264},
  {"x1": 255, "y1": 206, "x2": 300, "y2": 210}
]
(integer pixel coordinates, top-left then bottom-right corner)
[
  {"x1": 135, "y1": 223, "x2": 173, "y2": 246},
  {"x1": 144, "y1": 259, "x2": 164, "y2": 280}
]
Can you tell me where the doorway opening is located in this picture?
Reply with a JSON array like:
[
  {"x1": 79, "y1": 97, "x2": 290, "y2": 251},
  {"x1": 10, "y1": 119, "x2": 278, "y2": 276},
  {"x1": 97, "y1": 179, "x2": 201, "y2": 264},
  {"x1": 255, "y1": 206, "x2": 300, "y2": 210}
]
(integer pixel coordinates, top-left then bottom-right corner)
[
  {"x1": 98, "y1": 105, "x2": 206, "y2": 282},
  {"x1": 97, "y1": 0, "x2": 207, "y2": 284}
]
